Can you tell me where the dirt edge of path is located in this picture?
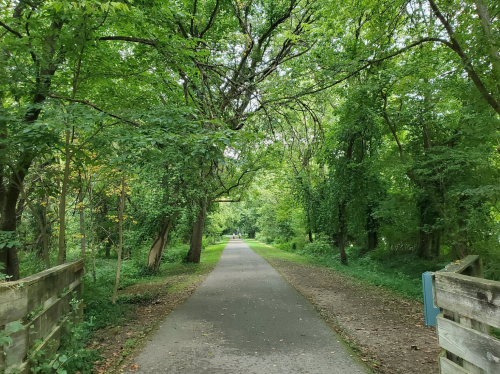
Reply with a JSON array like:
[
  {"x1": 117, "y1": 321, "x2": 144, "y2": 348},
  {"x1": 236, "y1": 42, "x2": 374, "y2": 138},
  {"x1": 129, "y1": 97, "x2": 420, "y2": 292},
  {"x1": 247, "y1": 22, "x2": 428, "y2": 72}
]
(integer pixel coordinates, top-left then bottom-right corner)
[
  {"x1": 91, "y1": 271, "x2": 214, "y2": 374},
  {"x1": 260, "y1": 257, "x2": 441, "y2": 374}
]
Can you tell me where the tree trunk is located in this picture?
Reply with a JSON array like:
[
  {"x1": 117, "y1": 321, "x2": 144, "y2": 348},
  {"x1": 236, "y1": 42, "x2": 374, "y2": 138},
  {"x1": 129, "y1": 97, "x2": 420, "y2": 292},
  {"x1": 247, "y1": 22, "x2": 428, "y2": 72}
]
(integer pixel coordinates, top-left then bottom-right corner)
[
  {"x1": 338, "y1": 201, "x2": 348, "y2": 265},
  {"x1": 185, "y1": 198, "x2": 208, "y2": 263},
  {"x1": 89, "y1": 180, "x2": 96, "y2": 282},
  {"x1": 0, "y1": 16, "x2": 63, "y2": 278},
  {"x1": 57, "y1": 129, "x2": 71, "y2": 265},
  {"x1": 365, "y1": 207, "x2": 379, "y2": 253},
  {"x1": 0, "y1": 193, "x2": 21, "y2": 280},
  {"x1": 17, "y1": 179, "x2": 50, "y2": 269},
  {"x1": 112, "y1": 175, "x2": 126, "y2": 304},
  {"x1": 16, "y1": 198, "x2": 25, "y2": 228},
  {"x1": 0, "y1": 152, "x2": 33, "y2": 280},
  {"x1": 367, "y1": 230, "x2": 378, "y2": 252},
  {"x1": 417, "y1": 196, "x2": 441, "y2": 259},
  {"x1": 147, "y1": 212, "x2": 179, "y2": 272},
  {"x1": 78, "y1": 184, "x2": 86, "y2": 255},
  {"x1": 451, "y1": 199, "x2": 470, "y2": 259}
]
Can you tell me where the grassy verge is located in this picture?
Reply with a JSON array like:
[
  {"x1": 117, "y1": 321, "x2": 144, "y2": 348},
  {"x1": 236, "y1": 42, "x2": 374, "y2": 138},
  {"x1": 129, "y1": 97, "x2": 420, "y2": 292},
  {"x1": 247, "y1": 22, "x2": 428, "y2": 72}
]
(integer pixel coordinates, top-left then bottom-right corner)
[
  {"x1": 245, "y1": 238, "x2": 446, "y2": 302},
  {"x1": 84, "y1": 238, "x2": 229, "y2": 329}
]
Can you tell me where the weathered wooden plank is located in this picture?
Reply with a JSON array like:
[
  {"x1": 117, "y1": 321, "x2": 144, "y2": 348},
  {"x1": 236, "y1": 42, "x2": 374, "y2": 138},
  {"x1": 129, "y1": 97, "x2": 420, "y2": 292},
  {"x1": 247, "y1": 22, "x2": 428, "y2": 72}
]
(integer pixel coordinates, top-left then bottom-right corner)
[
  {"x1": 440, "y1": 356, "x2": 475, "y2": 374},
  {"x1": 26, "y1": 281, "x2": 82, "y2": 350},
  {"x1": 0, "y1": 286, "x2": 28, "y2": 326},
  {"x1": 26, "y1": 260, "x2": 84, "y2": 312},
  {"x1": 0, "y1": 283, "x2": 83, "y2": 370},
  {"x1": 2, "y1": 324, "x2": 28, "y2": 369},
  {"x1": 460, "y1": 317, "x2": 486, "y2": 374},
  {"x1": 440, "y1": 256, "x2": 480, "y2": 275},
  {"x1": 437, "y1": 314, "x2": 500, "y2": 373},
  {"x1": 26, "y1": 314, "x2": 69, "y2": 365},
  {"x1": 0, "y1": 260, "x2": 84, "y2": 373},
  {"x1": 435, "y1": 272, "x2": 500, "y2": 329},
  {"x1": 0, "y1": 260, "x2": 84, "y2": 322}
]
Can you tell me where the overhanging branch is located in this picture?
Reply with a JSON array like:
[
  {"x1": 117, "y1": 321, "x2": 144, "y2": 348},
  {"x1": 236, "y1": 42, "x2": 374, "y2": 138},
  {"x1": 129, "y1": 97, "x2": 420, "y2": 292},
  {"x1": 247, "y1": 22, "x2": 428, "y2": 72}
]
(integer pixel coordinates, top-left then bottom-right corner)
[
  {"x1": 0, "y1": 20, "x2": 23, "y2": 38},
  {"x1": 48, "y1": 93, "x2": 140, "y2": 127},
  {"x1": 99, "y1": 36, "x2": 157, "y2": 46}
]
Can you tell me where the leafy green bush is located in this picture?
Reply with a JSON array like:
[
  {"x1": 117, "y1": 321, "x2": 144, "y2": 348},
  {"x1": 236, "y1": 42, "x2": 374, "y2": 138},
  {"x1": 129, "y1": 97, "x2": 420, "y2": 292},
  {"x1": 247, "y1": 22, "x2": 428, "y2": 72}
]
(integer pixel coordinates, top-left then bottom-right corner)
[
  {"x1": 302, "y1": 240, "x2": 332, "y2": 256},
  {"x1": 163, "y1": 244, "x2": 189, "y2": 263}
]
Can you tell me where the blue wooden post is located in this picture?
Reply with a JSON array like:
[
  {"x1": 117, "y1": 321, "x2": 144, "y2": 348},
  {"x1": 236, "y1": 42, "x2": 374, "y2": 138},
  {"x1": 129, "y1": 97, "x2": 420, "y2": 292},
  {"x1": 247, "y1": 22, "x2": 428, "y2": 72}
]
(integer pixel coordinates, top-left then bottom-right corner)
[{"x1": 422, "y1": 271, "x2": 440, "y2": 327}]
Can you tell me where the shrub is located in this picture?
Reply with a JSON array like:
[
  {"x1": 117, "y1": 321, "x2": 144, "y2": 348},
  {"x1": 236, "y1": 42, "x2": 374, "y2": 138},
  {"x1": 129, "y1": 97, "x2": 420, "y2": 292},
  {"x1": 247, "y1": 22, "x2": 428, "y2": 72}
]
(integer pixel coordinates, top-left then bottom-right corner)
[
  {"x1": 163, "y1": 244, "x2": 189, "y2": 263},
  {"x1": 302, "y1": 240, "x2": 332, "y2": 256}
]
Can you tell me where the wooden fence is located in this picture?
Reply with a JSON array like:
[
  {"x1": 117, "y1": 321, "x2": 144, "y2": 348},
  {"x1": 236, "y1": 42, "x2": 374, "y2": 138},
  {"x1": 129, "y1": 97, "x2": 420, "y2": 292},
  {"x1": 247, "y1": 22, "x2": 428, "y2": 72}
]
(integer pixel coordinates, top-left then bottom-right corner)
[
  {"x1": 0, "y1": 260, "x2": 85, "y2": 374},
  {"x1": 433, "y1": 255, "x2": 500, "y2": 374}
]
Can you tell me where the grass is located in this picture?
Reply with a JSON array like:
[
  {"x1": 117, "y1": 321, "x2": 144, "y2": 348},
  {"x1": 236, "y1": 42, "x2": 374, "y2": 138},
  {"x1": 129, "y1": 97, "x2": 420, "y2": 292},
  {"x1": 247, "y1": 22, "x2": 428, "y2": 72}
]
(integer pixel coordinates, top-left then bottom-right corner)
[
  {"x1": 245, "y1": 239, "x2": 314, "y2": 266},
  {"x1": 245, "y1": 238, "x2": 447, "y2": 302},
  {"x1": 83, "y1": 237, "x2": 229, "y2": 329}
]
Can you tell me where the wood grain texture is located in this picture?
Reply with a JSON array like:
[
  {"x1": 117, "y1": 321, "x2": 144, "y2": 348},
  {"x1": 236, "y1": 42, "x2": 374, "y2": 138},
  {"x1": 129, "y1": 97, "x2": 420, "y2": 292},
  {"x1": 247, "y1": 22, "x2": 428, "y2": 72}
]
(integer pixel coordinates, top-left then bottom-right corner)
[
  {"x1": 437, "y1": 314, "x2": 500, "y2": 373},
  {"x1": 440, "y1": 356, "x2": 475, "y2": 374},
  {"x1": 0, "y1": 260, "x2": 84, "y2": 373},
  {"x1": 440, "y1": 256, "x2": 480, "y2": 275},
  {"x1": 435, "y1": 272, "x2": 500, "y2": 329}
]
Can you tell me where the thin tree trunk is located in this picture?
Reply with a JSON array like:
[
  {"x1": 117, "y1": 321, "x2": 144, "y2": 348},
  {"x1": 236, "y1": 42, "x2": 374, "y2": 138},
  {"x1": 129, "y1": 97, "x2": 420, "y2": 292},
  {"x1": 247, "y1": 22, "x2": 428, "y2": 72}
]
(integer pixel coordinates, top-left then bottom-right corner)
[
  {"x1": 112, "y1": 174, "x2": 126, "y2": 304},
  {"x1": 57, "y1": 129, "x2": 71, "y2": 265},
  {"x1": 147, "y1": 212, "x2": 179, "y2": 272},
  {"x1": 451, "y1": 197, "x2": 470, "y2": 259},
  {"x1": 78, "y1": 182, "x2": 86, "y2": 255},
  {"x1": 338, "y1": 201, "x2": 348, "y2": 265},
  {"x1": 417, "y1": 196, "x2": 441, "y2": 259},
  {"x1": 89, "y1": 178, "x2": 96, "y2": 282},
  {"x1": 364, "y1": 206, "x2": 379, "y2": 254},
  {"x1": 185, "y1": 198, "x2": 208, "y2": 263}
]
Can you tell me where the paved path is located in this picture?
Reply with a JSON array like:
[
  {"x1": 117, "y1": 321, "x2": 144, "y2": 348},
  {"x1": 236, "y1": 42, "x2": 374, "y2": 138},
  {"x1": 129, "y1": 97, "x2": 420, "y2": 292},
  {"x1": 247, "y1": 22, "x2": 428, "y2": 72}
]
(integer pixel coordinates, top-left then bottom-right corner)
[{"x1": 125, "y1": 240, "x2": 371, "y2": 374}]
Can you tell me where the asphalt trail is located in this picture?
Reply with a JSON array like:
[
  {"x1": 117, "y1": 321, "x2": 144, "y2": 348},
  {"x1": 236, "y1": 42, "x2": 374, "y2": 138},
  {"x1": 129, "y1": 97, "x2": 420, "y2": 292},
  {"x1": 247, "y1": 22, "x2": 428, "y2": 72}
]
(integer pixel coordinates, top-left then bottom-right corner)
[{"x1": 125, "y1": 239, "x2": 371, "y2": 374}]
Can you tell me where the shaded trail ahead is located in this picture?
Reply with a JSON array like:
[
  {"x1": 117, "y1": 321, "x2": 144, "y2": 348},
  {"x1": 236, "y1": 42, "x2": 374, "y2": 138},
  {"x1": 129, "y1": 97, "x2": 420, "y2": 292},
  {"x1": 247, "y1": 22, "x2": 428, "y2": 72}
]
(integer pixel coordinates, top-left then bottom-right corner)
[{"x1": 125, "y1": 239, "x2": 371, "y2": 373}]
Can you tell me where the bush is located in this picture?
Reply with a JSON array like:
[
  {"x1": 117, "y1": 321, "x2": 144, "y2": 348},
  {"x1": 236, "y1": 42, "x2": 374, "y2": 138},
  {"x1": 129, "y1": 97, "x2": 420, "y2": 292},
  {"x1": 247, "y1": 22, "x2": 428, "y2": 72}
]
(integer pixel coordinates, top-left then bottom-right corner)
[
  {"x1": 162, "y1": 244, "x2": 189, "y2": 263},
  {"x1": 276, "y1": 242, "x2": 294, "y2": 252},
  {"x1": 302, "y1": 240, "x2": 332, "y2": 256}
]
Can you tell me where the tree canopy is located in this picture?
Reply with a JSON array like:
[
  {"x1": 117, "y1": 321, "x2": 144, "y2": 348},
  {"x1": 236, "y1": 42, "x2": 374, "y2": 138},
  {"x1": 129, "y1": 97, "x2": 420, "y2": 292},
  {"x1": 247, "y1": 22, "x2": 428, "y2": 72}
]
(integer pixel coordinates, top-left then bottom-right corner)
[{"x1": 1, "y1": 0, "x2": 500, "y2": 280}]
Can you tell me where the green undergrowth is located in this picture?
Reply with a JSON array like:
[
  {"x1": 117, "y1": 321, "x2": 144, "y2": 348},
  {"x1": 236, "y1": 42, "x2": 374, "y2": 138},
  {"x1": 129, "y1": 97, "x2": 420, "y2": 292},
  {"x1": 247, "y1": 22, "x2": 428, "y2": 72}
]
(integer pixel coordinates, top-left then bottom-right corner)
[
  {"x1": 83, "y1": 238, "x2": 229, "y2": 330},
  {"x1": 245, "y1": 239, "x2": 448, "y2": 302}
]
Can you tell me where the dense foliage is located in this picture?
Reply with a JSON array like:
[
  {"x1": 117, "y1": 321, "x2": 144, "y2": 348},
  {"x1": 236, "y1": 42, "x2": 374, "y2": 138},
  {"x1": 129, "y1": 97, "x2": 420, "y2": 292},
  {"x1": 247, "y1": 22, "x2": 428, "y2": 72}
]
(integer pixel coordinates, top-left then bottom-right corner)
[
  {"x1": 1, "y1": 0, "x2": 500, "y2": 297},
  {"x1": 2, "y1": 1, "x2": 500, "y2": 371}
]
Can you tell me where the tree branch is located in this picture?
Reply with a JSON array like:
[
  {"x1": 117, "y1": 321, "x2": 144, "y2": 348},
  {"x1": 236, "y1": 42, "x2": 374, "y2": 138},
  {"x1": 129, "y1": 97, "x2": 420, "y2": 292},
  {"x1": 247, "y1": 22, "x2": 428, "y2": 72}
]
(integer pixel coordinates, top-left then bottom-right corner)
[
  {"x1": 0, "y1": 20, "x2": 23, "y2": 38},
  {"x1": 199, "y1": 0, "x2": 220, "y2": 38},
  {"x1": 427, "y1": 0, "x2": 500, "y2": 115},
  {"x1": 99, "y1": 36, "x2": 157, "y2": 46},
  {"x1": 48, "y1": 93, "x2": 140, "y2": 127}
]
